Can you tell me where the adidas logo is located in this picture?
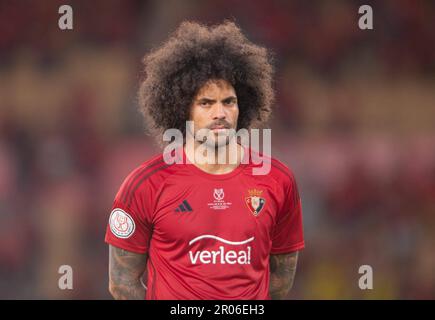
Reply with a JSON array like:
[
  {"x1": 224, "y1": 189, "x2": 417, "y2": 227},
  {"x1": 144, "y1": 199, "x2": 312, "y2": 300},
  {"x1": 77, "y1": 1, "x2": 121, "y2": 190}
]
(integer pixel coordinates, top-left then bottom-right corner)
[{"x1": 175, "y1": 200, "x2": 193, "y2": 212}]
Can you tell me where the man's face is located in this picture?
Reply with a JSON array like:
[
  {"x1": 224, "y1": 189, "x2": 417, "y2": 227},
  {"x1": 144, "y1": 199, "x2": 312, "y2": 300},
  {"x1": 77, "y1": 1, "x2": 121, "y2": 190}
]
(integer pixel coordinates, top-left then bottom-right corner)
[{"x1": 189, "y1": 79, "x2": 239, "y2": 148}]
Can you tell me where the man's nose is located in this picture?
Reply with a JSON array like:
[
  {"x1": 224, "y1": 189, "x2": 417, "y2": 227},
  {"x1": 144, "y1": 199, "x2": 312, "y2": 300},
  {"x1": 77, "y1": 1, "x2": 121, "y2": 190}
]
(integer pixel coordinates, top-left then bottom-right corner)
[{"x1": 212, "y1": 103, "x2": 226, "y2": 120}]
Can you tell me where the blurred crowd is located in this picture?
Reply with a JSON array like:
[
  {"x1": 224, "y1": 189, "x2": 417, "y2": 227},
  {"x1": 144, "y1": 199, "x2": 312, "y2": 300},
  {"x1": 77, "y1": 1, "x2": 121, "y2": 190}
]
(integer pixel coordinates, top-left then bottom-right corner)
[{"x1": 0, "y1": 0, "x2": 434, "y2": 299}]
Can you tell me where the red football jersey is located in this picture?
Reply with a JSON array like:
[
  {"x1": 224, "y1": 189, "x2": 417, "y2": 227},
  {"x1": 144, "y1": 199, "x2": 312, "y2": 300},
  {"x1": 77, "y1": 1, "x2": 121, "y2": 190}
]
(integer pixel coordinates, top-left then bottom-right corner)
[{"x1": 105, "y1": 146, "x2": 304, "y2": 299}]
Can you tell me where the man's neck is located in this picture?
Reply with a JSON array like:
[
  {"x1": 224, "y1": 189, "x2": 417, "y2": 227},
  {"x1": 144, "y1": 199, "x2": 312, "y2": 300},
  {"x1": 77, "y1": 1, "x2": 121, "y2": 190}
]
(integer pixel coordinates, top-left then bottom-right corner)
[{"x1": 184, "y1": 141, "x2": 244, "y2": 175}]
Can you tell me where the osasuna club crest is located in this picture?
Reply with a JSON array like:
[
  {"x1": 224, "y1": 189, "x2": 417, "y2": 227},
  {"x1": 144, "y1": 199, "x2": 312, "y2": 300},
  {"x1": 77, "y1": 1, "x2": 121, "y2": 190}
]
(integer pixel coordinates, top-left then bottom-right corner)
[{"x1": 245, "y1": 189, "x2": 266, "y2": 216}]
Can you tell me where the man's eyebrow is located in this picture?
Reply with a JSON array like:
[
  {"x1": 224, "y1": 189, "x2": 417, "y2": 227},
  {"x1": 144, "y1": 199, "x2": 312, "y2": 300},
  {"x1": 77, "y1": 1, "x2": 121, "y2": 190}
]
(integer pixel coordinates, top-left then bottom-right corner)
[
  {"x1": 196, "y1": 96, "x2": 237, "y2": 103},
  {"x1": 196, "y1": 97, "x2": 216, "y2": 102},
  {"x1": 221, "y1": 96, "x2": 237, "y2": 102}
]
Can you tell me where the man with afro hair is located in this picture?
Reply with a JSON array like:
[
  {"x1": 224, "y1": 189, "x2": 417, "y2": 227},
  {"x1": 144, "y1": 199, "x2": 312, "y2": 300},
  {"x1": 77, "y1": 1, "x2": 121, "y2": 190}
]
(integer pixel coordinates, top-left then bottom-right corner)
[{"x1": 105, "y1": 21, "x2": 304, "y2": 300}]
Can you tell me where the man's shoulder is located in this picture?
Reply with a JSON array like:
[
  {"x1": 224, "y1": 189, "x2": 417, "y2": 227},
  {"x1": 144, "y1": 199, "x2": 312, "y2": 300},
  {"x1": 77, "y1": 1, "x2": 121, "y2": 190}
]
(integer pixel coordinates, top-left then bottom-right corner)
[
  {"x1": 247, "y1": 148, "x2": 296, "y2": 184},
  {"x1": 120, "y1": 152, "x2": 178, "y2": 194}
]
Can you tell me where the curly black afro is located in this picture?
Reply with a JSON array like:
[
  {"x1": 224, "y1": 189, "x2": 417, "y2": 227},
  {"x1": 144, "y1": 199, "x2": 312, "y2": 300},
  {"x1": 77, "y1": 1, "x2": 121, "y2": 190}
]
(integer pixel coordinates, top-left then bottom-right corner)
[{"x1": 138, "y1": 20, "x2": 274, "y2": 143}]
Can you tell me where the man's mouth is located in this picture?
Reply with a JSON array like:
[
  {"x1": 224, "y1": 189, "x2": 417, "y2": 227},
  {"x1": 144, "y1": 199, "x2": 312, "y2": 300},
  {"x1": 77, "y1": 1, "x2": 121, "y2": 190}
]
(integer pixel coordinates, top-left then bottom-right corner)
[
  {"x1": 210, "y1": 125, "x2": 227, "y2": 130},
  {"x1": 210, "y1": 126, "x2": 230, "y2": 134},
  {"x1": 209, "y1": 121, "x2": 231, "y2": 130}
]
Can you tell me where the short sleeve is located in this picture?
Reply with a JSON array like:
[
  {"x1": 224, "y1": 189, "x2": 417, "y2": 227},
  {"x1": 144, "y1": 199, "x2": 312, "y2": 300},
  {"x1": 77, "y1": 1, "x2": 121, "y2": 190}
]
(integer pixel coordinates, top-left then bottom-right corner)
[
  {"x1": 104, "y1": 174, "x2": 153, "y2": 254},
  {"x1": 270, "y1": 173, "x2": 305, "y2": 254}
]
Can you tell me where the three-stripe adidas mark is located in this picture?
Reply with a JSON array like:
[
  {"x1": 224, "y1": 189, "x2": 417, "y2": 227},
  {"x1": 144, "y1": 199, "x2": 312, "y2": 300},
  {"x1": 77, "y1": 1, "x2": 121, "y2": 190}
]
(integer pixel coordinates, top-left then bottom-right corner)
[{"x1": 175, "y1": 200, "x2": 193, "y2": 212}]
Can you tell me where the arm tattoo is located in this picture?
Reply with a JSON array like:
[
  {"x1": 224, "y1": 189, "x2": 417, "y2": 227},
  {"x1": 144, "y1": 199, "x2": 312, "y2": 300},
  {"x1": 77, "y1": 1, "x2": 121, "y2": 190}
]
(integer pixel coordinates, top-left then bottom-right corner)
[
  {"x1": 109, "y1": 245, "x2": 148, "y2": 300},
  {"x1": 269, "y1": 251, "x2": 299, "y2": 300}
]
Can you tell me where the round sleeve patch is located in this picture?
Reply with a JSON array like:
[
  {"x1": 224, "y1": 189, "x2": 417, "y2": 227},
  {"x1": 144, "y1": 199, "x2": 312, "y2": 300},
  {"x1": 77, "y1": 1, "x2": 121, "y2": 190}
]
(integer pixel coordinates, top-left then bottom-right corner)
[{"x1": 109, "y1": 208, "x2": 136, "y2": 239}]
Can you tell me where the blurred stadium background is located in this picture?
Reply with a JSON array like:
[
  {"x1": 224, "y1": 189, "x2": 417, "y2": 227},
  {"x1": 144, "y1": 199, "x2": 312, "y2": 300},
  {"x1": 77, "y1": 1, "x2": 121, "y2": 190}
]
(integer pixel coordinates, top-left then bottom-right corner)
[{"x1": 0, "y1": 0, "x2": 434, "y2": 299}]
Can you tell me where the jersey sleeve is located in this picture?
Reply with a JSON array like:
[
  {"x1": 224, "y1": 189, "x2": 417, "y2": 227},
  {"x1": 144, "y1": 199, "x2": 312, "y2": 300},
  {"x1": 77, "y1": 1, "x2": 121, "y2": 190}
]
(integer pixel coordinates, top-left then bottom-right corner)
[
  {"x1": 104, "y1": 171, "x2": 153, "y2": 254},
  {"x1": 270, "y1": 171, "x2": 305, "y2": 254}
]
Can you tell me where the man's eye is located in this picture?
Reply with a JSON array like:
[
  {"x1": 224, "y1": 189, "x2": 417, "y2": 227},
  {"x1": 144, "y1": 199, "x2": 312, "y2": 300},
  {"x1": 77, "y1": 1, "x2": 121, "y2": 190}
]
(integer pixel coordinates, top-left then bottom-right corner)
[{"x1": 200, "y1": 101, "x2": 210, "y2": 106}]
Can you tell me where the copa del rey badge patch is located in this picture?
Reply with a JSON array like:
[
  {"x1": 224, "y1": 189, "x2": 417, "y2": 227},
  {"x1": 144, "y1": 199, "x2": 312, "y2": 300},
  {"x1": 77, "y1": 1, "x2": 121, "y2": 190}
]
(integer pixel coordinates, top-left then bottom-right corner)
[
  {"x1": 109, "y1": 208, "x2": 135, "y2": 239},
  {"x1": 245, "y1": 189, "x2": 266, "y2": 217}
]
